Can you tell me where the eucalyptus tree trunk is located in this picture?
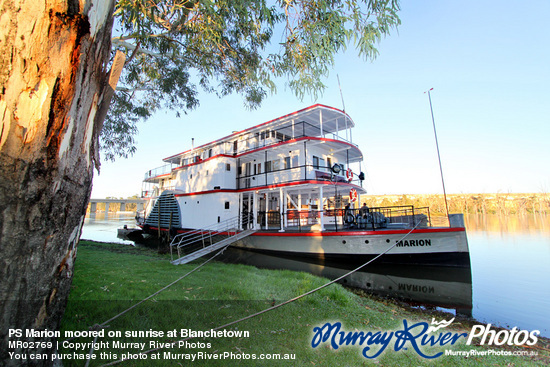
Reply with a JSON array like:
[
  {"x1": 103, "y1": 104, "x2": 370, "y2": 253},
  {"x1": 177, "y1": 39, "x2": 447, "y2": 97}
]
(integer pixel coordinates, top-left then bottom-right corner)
[{"x1": 0, "y1": 0, "x2": 116, "y2": 364}]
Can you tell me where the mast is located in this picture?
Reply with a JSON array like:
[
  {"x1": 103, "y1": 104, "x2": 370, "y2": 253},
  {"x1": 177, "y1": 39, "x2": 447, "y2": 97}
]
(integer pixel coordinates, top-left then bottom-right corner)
[{"x1": 426, "y1": 88, "x2": 450, "y2": 223}]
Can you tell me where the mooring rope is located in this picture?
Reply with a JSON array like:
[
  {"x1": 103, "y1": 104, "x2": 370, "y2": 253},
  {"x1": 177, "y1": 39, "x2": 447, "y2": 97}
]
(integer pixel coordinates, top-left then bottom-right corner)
[
  {"x1": 100, "y1": 246, "x2": 230, "y2": 328},
  {"x1": 65, "y1": 242, "x2": 233, "y2": 345},
  {"x1": 100, "y1": 221, "x2": 422, "y2": 366},
  {"x1": 77, "y1": 243, "x2": 236, "y2": 367}
]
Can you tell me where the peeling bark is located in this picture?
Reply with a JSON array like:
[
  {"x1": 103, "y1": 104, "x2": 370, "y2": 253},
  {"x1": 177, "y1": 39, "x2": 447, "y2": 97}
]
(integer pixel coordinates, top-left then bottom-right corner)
[{"x1": 0, "y1": 1, "x2": 115, "y2": 365}]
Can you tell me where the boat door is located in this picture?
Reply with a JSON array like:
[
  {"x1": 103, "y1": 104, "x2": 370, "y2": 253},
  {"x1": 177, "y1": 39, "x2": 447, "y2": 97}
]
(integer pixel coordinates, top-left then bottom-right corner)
[{"x1": 241, "y1": 194, "x2": 253, "y2": 229}]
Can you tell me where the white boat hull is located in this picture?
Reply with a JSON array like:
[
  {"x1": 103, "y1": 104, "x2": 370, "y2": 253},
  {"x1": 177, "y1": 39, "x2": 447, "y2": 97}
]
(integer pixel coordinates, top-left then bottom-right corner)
[{"x1": 234, "y1": 227, "x2": 470, "y2": 267}]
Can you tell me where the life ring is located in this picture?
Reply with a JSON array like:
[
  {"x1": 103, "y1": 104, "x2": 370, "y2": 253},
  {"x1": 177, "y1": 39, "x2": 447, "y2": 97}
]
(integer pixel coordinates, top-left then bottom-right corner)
[
  {"x1": 346, "y1": 168, "x2": 353, "y2": 181},
  {"x1": 349, "y1": 188, "x2": 358, "y2": 202}
]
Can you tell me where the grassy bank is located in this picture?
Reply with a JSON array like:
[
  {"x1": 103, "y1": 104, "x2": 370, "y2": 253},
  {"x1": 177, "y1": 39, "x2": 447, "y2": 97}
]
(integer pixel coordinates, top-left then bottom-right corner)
[{"x1": 60, "y1": 241, "x2": 549, "y2": 366}]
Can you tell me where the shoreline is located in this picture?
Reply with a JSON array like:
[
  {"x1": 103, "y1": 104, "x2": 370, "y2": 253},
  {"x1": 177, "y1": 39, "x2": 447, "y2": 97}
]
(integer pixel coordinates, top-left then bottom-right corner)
[{"x1": 53, "y1": 240, "x2": 550, "y2": 365}]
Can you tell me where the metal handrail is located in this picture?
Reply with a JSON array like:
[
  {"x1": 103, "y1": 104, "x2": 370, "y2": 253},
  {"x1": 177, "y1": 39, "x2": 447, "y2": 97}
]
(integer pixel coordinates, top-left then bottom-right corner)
[
  {"x1": 144, "y1": 164, "x2": 173, "y2": 180},
  {"x1": 169, "y1": 213, "x2": 253, "y2": 260},
  {"x1": 255, "y1": 205, "x2": 432, "y2": 232}
]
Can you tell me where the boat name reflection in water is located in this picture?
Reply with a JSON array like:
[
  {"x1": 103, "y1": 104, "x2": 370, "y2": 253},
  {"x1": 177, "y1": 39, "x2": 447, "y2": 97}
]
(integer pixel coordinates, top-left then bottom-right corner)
[{"x1": 398, "y1": 284, "x2": 435, "y2": 294}]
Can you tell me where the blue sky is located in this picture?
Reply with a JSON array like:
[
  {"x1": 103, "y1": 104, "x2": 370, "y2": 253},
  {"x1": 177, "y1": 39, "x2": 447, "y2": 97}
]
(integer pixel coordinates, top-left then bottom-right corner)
[{"x1": 91, "y1": 0, "x2": 550, "y2": 199}]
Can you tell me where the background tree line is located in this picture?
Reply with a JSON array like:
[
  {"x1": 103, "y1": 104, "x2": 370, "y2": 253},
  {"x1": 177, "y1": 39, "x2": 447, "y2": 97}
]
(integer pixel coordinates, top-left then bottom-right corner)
[{"x1": 362, "y1": 193, "x2": 550, "y2": 216}]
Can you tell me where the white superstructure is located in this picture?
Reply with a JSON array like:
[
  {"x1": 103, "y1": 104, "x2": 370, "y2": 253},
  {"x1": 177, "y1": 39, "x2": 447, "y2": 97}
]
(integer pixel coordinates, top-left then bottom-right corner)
[
  {"x1": 141, "y1": 104, "x2": 365, "y2": 232},
  {"x1": 138, "y1": 104, "x2": 470, "y2": 267}
]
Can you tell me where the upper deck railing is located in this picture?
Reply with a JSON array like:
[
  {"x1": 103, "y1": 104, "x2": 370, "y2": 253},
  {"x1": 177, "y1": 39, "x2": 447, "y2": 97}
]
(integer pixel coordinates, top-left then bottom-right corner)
[
  {"x1": 236, "y1": 163, "x2": 362, "y2": 189},
  {"x1": 228, "y1": 120, "x2": 357, "y2": 158},
  {"x1": 163, "y1": 119, "x2": 358, "y2": 167},
  {"x1": 144, "y1": 164, "x2": 174, "y2": 181},
  {"x1": 143, "y1": 118, "x2": 361, "y2": 184}
]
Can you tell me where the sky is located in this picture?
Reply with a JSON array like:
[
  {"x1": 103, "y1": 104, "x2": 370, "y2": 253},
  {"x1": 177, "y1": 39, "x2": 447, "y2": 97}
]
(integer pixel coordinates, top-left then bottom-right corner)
[{"x1": 91, "y1": 0, "x2": 550, "y2": 199}]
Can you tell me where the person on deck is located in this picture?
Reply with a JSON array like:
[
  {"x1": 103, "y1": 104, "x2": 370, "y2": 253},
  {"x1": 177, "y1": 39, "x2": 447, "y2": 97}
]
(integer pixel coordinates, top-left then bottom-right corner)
[
  {"x1": 358, "y1": 203, "x2": 369, "y2": 229},
  {"x1": 359, "y1": 203, "x2": 369, "y2": 217}
]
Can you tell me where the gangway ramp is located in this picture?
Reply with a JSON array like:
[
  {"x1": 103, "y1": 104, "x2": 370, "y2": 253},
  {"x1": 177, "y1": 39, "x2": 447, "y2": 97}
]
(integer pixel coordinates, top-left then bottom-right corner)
[
  {"x1": 171, "y1": 228, "x2": 255, "y2": 265},
  {"x1": 169, "y1": 214, "x2": 255, "y2": 265}
]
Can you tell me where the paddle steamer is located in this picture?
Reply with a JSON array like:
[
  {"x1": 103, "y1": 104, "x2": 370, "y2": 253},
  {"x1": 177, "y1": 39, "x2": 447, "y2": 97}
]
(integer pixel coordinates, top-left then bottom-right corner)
[{"x1": 137, "y1": 104, "x2": 470, "y2": 267}]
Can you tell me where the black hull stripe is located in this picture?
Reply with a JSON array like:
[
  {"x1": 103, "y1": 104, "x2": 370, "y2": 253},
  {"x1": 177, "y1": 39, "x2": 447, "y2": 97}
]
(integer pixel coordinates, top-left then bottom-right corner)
[{"x1": 239, "y1": 248, "x2": 471, "y2": 268}]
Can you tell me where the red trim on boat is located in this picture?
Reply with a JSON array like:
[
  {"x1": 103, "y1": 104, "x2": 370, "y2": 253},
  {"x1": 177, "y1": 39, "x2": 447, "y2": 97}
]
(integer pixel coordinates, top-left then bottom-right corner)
[
  {"x1": 173, "y1": 179, "x2": 364, "y2": 197},
  {"x1": 250, "y1": 227, "x2": 466, "y2": 237},
  {"x1": 163, "y1": 104, "x2": 352, "y2": 161},
  {"x1": 142, "y1": 224, "x2": 465, "y2": 236}
]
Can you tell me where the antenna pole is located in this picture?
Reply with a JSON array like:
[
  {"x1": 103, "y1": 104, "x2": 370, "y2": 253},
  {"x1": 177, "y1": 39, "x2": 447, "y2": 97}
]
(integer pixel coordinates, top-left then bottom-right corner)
[
  {"x1": 337, "y1": 74, "x2": 352, "y2": 145},
  {"x1": 426, "y1": 88, "x2": 450, "y2": 224},
  {"x1": 337, "y1": 74, "x2": 346, "y2": 112}
]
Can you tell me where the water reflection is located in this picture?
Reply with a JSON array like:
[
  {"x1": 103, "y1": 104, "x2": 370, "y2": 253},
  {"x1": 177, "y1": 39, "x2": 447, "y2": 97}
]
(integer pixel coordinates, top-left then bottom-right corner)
[
  {"x1": 81, "y1": 212, "x2": 136, "y2": 244},
  {"x1": 464, "y1": 213, "x2": 550, "y2": 234},
  {"x1": 465, "y1": 214, "x2": 550, "y2": 337},
  {"x1": 219, "y1": 249, "x2": 473, "y2": 317}
]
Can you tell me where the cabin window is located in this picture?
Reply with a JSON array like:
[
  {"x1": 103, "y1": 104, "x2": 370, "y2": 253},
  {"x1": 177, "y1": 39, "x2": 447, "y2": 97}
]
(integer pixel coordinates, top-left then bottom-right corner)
[
  {"x1": 313, "y1": 156, "x2": 319, "y2": 169},
  {"x1": 272, "y1": 159, "x2": 280, "y2": 171},
  {"x1": 319, "y1": 157, "x2": 325, "y2": 170},
  {"x1": 226, "y1": 163, "x2": 231, "y2": 171},
  {"x1": 292, "y1": 155, "x2": 299, "y2": 168},
  {"x1": 209, "y1": 149, "x2": 212, "y2": 158},
  {"x1": 265, "y1": 161, "x2": 272, "y2": 172},
  {"x1": 257, "y1": 163, "x2": 262, "y2": 174},
  {"x1": 225, "y1": 202, "x2": 230, "y2": 209},
  {"x1": 327, "y1": 157, "x2": 332, "y2": 169},
  {"x1": 284, "y1": 157, "x2": 291, "y2": 169}
]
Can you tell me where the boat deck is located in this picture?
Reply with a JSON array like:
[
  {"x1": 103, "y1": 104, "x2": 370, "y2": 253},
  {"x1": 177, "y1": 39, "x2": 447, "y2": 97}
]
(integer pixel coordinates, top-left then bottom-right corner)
[{"x1": 252, "y1": 222, "x2": 450, "y2": 234}]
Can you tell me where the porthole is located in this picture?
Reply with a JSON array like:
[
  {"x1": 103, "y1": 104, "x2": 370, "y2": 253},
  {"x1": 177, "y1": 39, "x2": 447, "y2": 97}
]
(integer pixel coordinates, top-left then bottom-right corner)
[
  {"x1": 386, "y1": 239, "x2": 390, "y2": 243},
  {"x1": 365, "y1": 240, "x2": 369, "y2": 244},
  {"x1": 342, "y1": 240, "x2": 347, "y2": 244}
]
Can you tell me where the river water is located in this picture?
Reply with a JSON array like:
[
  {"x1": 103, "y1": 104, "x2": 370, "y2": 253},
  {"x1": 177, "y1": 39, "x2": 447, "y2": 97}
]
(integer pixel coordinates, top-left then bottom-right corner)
[
  {"x1": 465, "y1": 214, "x2": 549, "y2": 337},
  {"x1": 81, "y1": 212, "x2": 550, "y2": 337}
]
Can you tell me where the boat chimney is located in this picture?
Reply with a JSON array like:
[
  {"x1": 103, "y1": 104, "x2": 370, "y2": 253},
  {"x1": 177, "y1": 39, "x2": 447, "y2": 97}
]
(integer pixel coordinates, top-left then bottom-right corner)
[{"x1": 192, "y1": 138, "x2": 194, "y2": 151}]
